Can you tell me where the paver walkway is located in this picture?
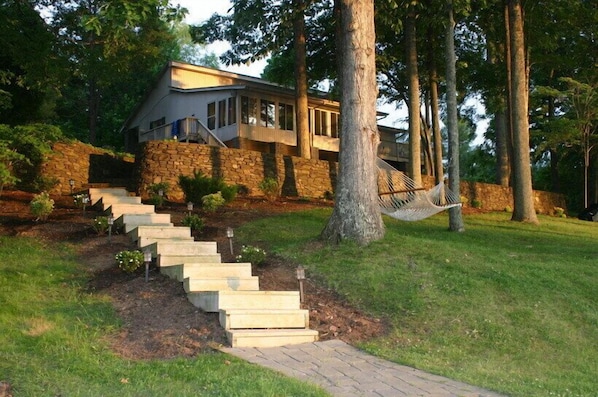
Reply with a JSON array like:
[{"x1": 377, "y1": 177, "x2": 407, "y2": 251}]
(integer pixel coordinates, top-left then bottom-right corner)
[{"x1": 222, "y1": 340, "x2": 507, "y2": 397}]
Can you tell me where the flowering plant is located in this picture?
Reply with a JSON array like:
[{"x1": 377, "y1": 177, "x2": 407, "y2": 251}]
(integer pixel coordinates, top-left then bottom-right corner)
[
  {"x1": 92, "y1": 216, "x2": 109, "y2": 235},
  {"x1": 30, "y1": 192, "x2": 54, "y2": 221},
  {"x1": 236, "y1": 245, "x2": 267, "y2": 266},
  {"x1": 73, "y1": 193, "x2": 89, "y2": 208},
  {"x1": 115, "y1": 250, "x2": 144, "y2": 273}
]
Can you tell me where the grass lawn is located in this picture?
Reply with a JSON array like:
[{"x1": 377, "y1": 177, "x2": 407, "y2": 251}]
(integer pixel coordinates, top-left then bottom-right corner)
[
  {"x1": 0, "y1": 236, "x2": 329, "y2": 397},
  {"x1": 237, "y1": 210, "x2": 598, "y2": 397}
]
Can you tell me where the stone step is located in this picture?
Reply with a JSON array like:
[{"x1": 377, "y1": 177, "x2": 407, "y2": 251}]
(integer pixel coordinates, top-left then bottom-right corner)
[
  {"x1": 183, "y1": 276, "x2": 260, "y2": 293},
  {"x1": 128, "y1": 225, "x2": 192, "y2": 242},
  {"x1": 188, "y1": 290, "x2": 301, "y2": 313},
  {"x1": 226, "y1": 329, "x2": 319, "y2": 348},
  {"x1": 88, "y1": 187, "x2": 128, "y2": 205},
  {"x1": 220, "y1": 309, "x2": 310, "y2": 330},
  {"x1": 99, "y1": 195, "x2": 142, "y2": 210},
  {"x1": 161, "y1": 262, "x2": 253, "y2": 282},
  {"x1": 117, "y1": 214, "x2": 172, "y2": 233},
  {"x1": 146, "y1": 241, "x2": 218, "y2": 258},
  {"x1": 106, "y1": 203, "x2": 155, "y2": 218},
  {"x1": 137, "y1": 236, "x2": 194, "y2": 249},
  {"x1": 158, "y1": 253, "x2": 222, "y2": 267}
]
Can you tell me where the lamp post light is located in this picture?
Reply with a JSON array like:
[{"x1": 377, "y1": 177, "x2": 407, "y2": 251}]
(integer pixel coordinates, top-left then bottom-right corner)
[
  {"x1": 107, "y1": 213, "x2": 114, "y2": 242},
  {"x1": 143, "y1": 249, "x2": 152, "y2": 282},
  {"x1": 226, "y1": 227, "x2": 234, "y2": 256},
  {"x1": 296, "y1": 265, "x2": 306, "y2": 303},
  {"x1": 69, "y1": 179, "x2": 75, "y2": 195},
  {"x1": 187, "y1": 201, "x2": 193, "y2": 216},
  {"x1": 82, "y1": 194, "x2": 89, "y2": 213}
]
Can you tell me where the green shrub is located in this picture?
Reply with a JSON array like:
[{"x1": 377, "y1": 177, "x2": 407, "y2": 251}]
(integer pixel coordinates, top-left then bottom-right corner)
[
  {"x1": 182, "y1": 214, "x2": 204, "y2": 232},
  {"x1": 178, "y1": 170, "x2": 237, "y2": 207},
  {"x1": 259, "y1": 177, "x2": 279, "y2": 201},
  {"x1": 201, "y1": 192, "x2": 226, "y2": 212},
  {"x1": 471, "y1": 199, "x2": 482, "y2": 209},
  {"x1": 553, "y1": 206, "x2": 566, "y2": 217},
  {"x1": 115, "y1": 250, "x2": 144, "y2": 273},
  {"x1": 92, "y1": 216, "x2": 109, "y2": 235},
  {"x1": 29, "y1": 191, "x2": 54, "y2": 221},
  {"x1": 147, "y1": 182, "x2": 169, "y2": 207},
  {"x1": 236, "y1": 245, "x2": 267, "y2": 266},
  {"x1": 73, "y1": 193, "x2": 89, "y2": 209}
]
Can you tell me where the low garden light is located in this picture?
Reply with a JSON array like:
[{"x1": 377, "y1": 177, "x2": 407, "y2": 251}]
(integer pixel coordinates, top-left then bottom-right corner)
[
  {"x1": 107, "y1": 213, "x2": 114, "y2": 242},
  {"x1": 69, "y1": 179, "x2": 75, "y2": 195},
  {"x1": 226, "y1": 227, "x2": 234, "y2": 255},
  {"x1": 296, "y1": 265, "x2": 306, "y2": 303},
  {"x1": 82, "y1": 194, "x2": 90, "y2": 213},
  {"x1": 187, "y1": 201, "x2": 193, "y2": 216},
  {"x1": 144, "y1": 249, "x2": 152, "y2": 282}
]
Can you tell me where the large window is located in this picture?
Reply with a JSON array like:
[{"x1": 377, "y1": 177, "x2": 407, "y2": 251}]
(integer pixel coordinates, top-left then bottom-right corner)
[
  {"x1": 218, "y1": 100, "x2": 226, "y2": 128},
  {"x1": 207, "y1": 102, "x2": 216, "y2": 129},
  {"x1": 313, "y1": 109, "x2": 329, "y2": 136},
  {"x1": 310, "y1": 109, "x2": 340, "y2": 137},
  {"x1": 278, "y1": 103, "x2": 294, "y2": 131},
  {"x1": 241, "y1": 96, "x2": 258, "y2": 125},
  {"x1": 228, "y1": 97, "x2": 237, "y2": 125},
  {"x1": 330, "y1": 112, "x2": 340, "y2": 138},
  {"x1": 260, "y1": 99, "x2": 275, "y2": 128},
  {"x1": 149, "y1": 117, "x2": 165, "y2": 129}
]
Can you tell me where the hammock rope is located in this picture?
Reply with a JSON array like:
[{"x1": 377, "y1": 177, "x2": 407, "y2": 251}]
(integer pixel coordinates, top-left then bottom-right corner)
[{"x1": 377, "y1": 159, "x2": 462, "y2": 221}]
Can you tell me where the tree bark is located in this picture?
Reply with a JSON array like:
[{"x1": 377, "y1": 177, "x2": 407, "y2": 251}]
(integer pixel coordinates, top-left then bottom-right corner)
[
  {"x1": 320, "y1": 0, "x2": 384, "y2": 245},
  {"x1": 508, "y1": 0, "x2": 538, "y2": 223},
  {"x1": 445, "y1": 0, "x2": 464, "y2": 232},
  {"x1": 405, "y1": 6, "x2": 422, "y2": 185},
  {"x1": 293, "y1": 0, "x2": 311, "y2": 159},
  {"x1": 429, "y1": 66, "x2": 444, "y2": 184}
]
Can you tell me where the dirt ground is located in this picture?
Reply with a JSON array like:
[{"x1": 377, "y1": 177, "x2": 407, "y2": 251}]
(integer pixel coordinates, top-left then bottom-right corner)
[{"x1": 0, "y1": 190, "x2": 387, "y2": 360}]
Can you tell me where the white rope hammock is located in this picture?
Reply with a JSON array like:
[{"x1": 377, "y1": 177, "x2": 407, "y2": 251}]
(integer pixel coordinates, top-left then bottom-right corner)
[{"x1": 377, "y1": 158, "x2": 462, "y2": 221}]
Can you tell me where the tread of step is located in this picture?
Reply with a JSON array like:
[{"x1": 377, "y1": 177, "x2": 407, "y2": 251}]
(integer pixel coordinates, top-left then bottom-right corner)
[
  {"x1": 188, "y1": 290, "x2": 300, "y2": 313},
  {"x1": 158, "y1": 253, "x2": 222, "y2": 267},
  {"x1": 161, "y1": 262, "x2": 253, "y2": 282},
  {"x1": 137, "y1": 236, "x2": 195, "y2": 249},
  {"x1": 128, "y1": 225, "x2": 192, "y2": 242},
  {"x1": 220, "y1": 309, "x2": 309, "y2": 330},
  {"x1": 183, "y1": 276, "x2": 260, "y2": 293},
  {"x1": 147, "y1": 241, "x2": 217, "y2": 257},
  {"x1": 226, "y1": 329, "x2": 319, "y2": 348}
]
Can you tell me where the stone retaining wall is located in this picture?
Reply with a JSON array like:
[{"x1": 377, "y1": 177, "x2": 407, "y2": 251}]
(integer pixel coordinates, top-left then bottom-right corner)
[{"x1": 41, "y1": 141, "x2": 567, "y2": 215}]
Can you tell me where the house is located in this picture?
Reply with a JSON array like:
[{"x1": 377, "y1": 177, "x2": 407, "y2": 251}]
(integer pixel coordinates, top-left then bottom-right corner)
[{"x1": 122, "y1": 61, "x2": 408, "y2": 169}]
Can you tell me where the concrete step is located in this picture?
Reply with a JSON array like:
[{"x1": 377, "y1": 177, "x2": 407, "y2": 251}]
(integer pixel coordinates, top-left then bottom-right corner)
[
  {"x1": 137, "y1": 236, "x2": 194, "y2": 249},
  {"x1": 128, "y1": 225, "x2": 192, "y2": 243},
  {"x1": 99, "y1": 195, "x2": 142, "y2": 210},
  {"x1": 117, "y1": 214, "x2": 172, "y2": 233},
  {"x1": 88, "y1": 187, "x2": 128, "y2": 205},
  {"x1": 106, "y1": 203, "x2": 155, "y2": 218},
  {"x1": 183, "y1": 276, "x2": 260, "y2": 293},
  {"x1": 220, "y1": 309, "x2": 310, "y2": 330},
  {"x1": 158, "y1": 253, "x2": 222, "y2": 268},
  {"x1": 161, "y1": 262, "x2": 253, "y2": 282},
  {"x1": 146, "y1": 241, "x2": 218, "y2": 258},
  {"x1": 226, "y1": 329, "x2": 319, "y2": 348},
  {"x1": 188, "y1": 290, "x2": 301, "y2": 313}
]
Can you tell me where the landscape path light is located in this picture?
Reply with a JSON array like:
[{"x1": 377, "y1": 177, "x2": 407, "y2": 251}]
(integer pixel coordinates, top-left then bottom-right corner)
[
  {"x1": 82, "y1": 194, "x2": 89, "y2": 213},
  {"x1": 187, "y1": 201, "x2": 193, "y2": 216},
  {"x1": 107, "y1": 213, "x2": 114, "y2": 242},
  {"x1": 69, "y1": 179, "x2": 75, "y2": 195},
  {"x1": 144, "y1": 249, "x2": 152, "y2": 282},
  {"x1": 226, "y1": 227, "x2": 234, "y2": 256},
  {"x1": 296, "y1": 265, "x2": 306, "y2": 303}
]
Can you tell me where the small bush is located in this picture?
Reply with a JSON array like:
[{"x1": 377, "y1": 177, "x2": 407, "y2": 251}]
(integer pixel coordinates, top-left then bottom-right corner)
[
  {"x1": 30, "y1": 191, "x2": 54, "y2": 221},
  {"x1": 92, "y1": 216, "x2": 109, "y2": 235},
  {"x1": 182, "y1": 214, "x2": 204, "y2": 232},
  {"x1": 259, "y1": 177, "x2": 279, "y2": 201},
  {"x1": 178, "y1": 170, "x2": 237, "y2": 207},
  {"x1": 504, "y1": 205, "x2": 513, "y2": 213},
  {"x1": 471, "y1": 199, "x2": 482, "y2": 209},
  {"x1": 73, "y1": 193, "x2": 89, "y2": 209},
  {"x1": 202, "y1": 192, "x2": 226, "y2": 212},
  {"x1": 147, "y1": 182, "x2": 169, "y2": 208},
  {"x1": 553, "y1": 206, "x2": 566, "y2": 218},
  {"x1": 236, "y1": 245, "x2": 267, "y2": 266},
  {"x1": 115, "y1": 250, "x2": 144, "y2": 273}
]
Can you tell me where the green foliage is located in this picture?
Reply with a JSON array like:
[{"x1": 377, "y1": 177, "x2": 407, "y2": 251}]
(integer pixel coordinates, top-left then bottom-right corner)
[
  {"x1": 237, "y1": 210, "x2": 598, "y2": 397},
  {"x1": 115, "y1": 250, "x2": 144, "y2": 273},
  {"x1": 147, "y1": 182, "x2": 169, "y2": 207},
  {"x1": 201, "y1": 191, "x2": 226, "y2": 212},
  {"x1": 258, "y1": 177, "x2": 279, "y2": 201},
  {"x1": 236, "y1": 245, "x2": 267, "y2": 266},
  {"x1": 92, "y1": 216, "x2": 109, "y2": 235},
  {"x1": 0, "y1": 140, "x2": 26, "y2": 197},
  {"x1": 73, "y1": 193, "x2": 89, "y2": 209},
  {"x1": 178, "y1": 170, "x2": 237, "y2": 208},
  {"x1": 29, "y1": 192, "x2": 54, "y2": 221},
  {"x1": 181, "y1": 214, "x2": 204, "y2": 232},
  {"x1": 0, "y1": 124, "x2": 65, "y2": 191},
  {"x1": 471, "y1": 199, "x2": 482, "y2": 209}
]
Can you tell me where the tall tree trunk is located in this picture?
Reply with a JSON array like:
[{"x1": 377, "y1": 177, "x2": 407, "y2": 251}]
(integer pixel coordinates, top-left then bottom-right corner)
[
  {"x1": 405, "y1": 5, "x2": 422, "y2": 185},
  {"x1": 88, "y1": 77, "x2": 99, "y2": 145},
  {"x1": 495, "y1": 109, "x2": 511, "y2": 186},
  {"x1": 429, "y1": 66, "x2": 444, "y2": 184},
  {"x1": 508, "y1": 0, "x2": 538, "y2": 223},
  {"x1": 293, "y1": 0, "x2": 311, "y2": 159},
  {"x1": 445, "y1": 0, "x2": 464, "y2": 232},
  {"x1": 321, "y1": 0, "x2": 384, "y2": 245},
  {"x1": 421, "y1": 110, "x2": 434, "y2": 176},
  {"x1": 504, "y1": 2, "x2": 515, "y2": 187}
]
